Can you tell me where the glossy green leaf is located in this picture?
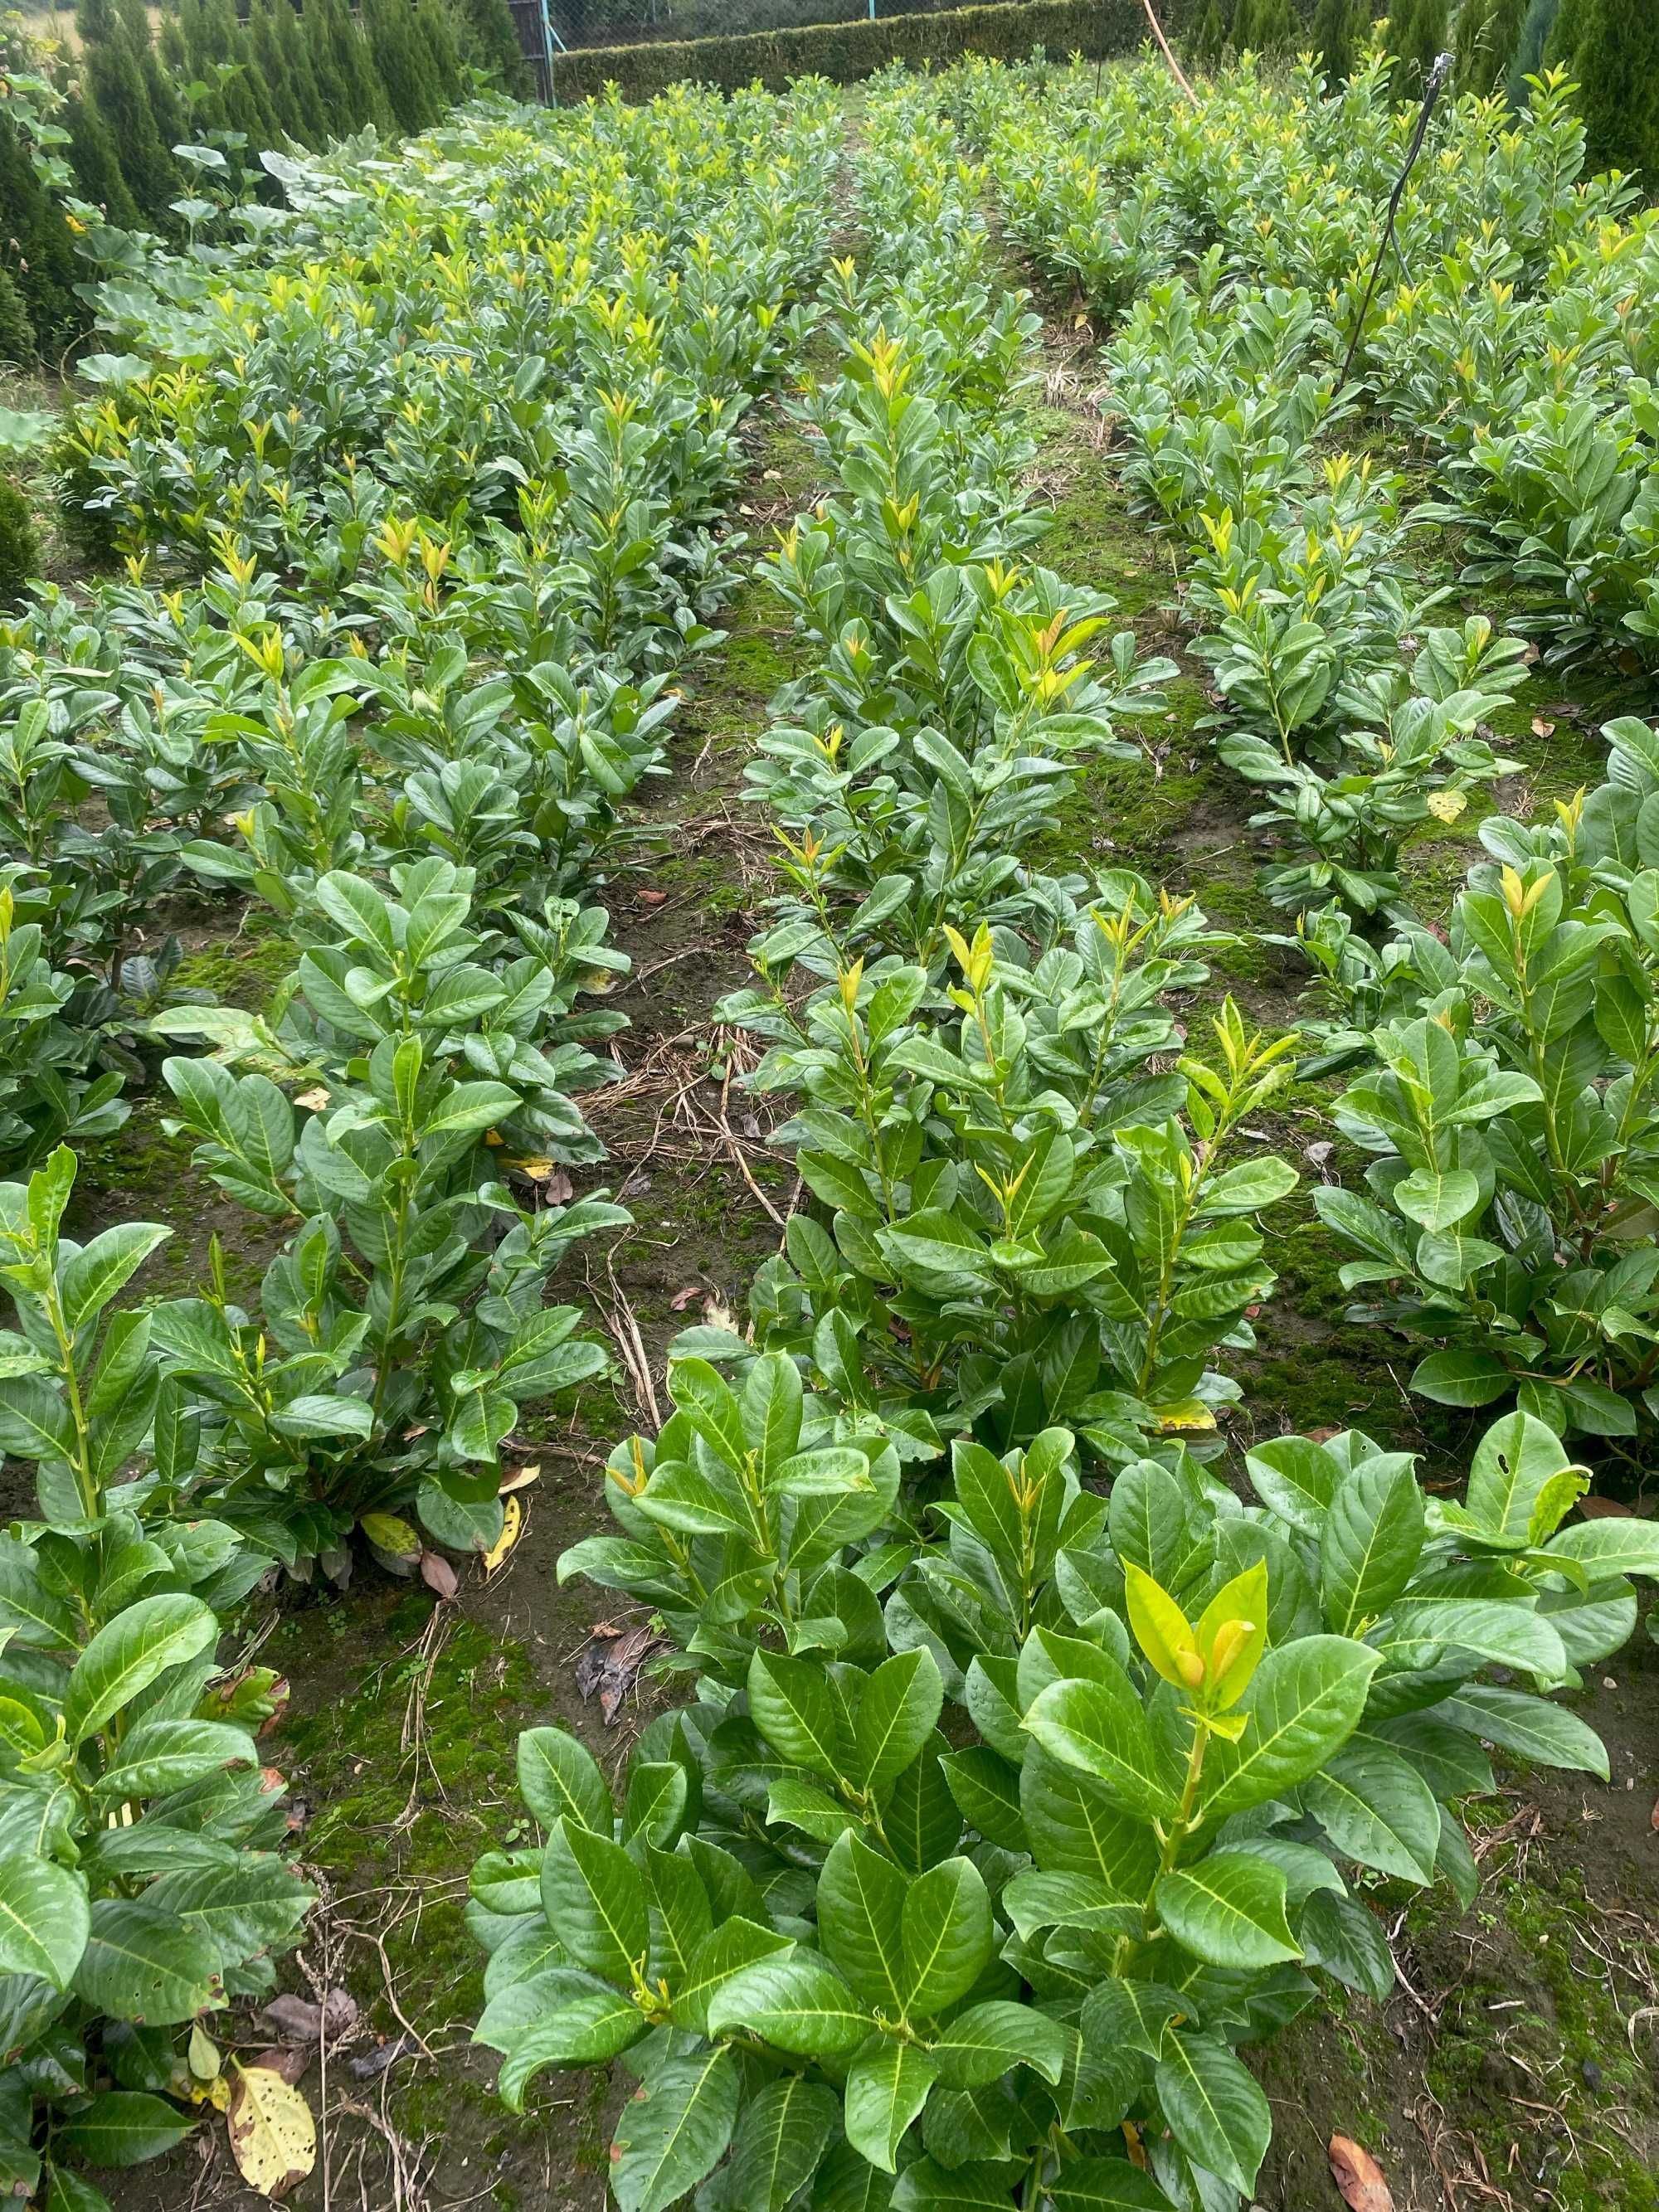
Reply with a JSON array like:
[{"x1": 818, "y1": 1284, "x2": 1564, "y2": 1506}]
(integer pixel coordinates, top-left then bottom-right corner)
[
  {"x1": 610, "y1": 2048, "x2": 738, "y2": 2212},
  {"x1": 1155, "y1": 1852, "x2": 1301, "y2": 1968},
  {"x1": 844, "y1": 2038, "x2": 938, "y2": 2172}
]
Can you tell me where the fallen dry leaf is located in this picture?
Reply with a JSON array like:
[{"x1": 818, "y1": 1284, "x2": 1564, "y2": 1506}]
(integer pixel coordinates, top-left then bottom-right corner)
[
  {"x1": 228, "y1": 2064, "x2": 317, "y2": 2201},
  {"x1": 246, "y1": 2045, "x2": 310, "y2": 2088},
  {"x1": 483, "y1": 1494, "x2": 523, "y2": 1575},
  {"x1": 499, "y1": 1461, "x2": 542, "y2": 1496},
  {"x1": 419, "y1": 1550, "x2": 459, "y2": 1601},
  {"x1": 1531, "y1": 716, "x2": 1555, "y2": 737},
  {"x1": 669, "y1": 1285, "x2": 705, "y2": 1311},
  {"x1": 260, "y1": 1990, "x2": 358, "y2": 2049},
  {"x1": 635, "y1": 887, "x2": 668, "y2": 907},
  {"x1": 1578, "y1": 1495, "x2": 1637, "y2": 1518},
  {"x1": 1651, "y1": 1798, "x2": 1658, "y2": 1833},
  {"x1": 1329, "y1": 2134, "x2": 1394, "y2": 2212}
]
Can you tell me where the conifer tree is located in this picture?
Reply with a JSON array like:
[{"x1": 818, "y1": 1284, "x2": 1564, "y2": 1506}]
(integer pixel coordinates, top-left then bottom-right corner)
[
  {"x1": 1392, "y1": 0, "x2": 1449, "y2": 86},
  {"x1": 365, "y1": 0, "x2": 445, "y2": 131},
  {"x1": 452, "y1": 0, "x2": 529, "y2": 92},
  {"x1": 1540, "y1": 0, "x2": 1578, "y2": 66},
  {"x1": 413, "y1": 0, "x2": 465, "y2": 109},
  {"x1": 309, "y1": 0, "x2": 395, "y2": 132},
  {"x1": 62, "y1": 85, "x2": 144, "y2": 227},
  {"x1": 1189, "y1": 0, "x2": 1227, "y2": 66},
  {"x1": 0, "y1": 272, "x2": 34, "y2": 368},
  {"x1": 0, "y1": 109, "x2": 85, "y2": 347},
  {"x1": 75, "y1": 0, "x2": 180, "y2": 226},
  {"x1": 1312, "y1": 0, "x2": 1360, "y2": 80},
  {"x1": 1248, "y1": 0, "x2": 1299, "y2": 55},
  {"x1": 1506, "y1": 0, "x2": 1559, "y2": 99},
  {"x1": 118, "y1": 0, "x2": 187, "y2": 153},
  {"x1": 1455, "y1": 0, "x2": 1526, "y2": 92},
  {"x1": 182, "y1": 0, "x2": 284, "y2": 143},
  {"x1": 1229, "y1": 0, "x2": 1259, "y2": 50},
  {"x1": 1560, "y1": 0, "x2": 1658, "y2": 182}
]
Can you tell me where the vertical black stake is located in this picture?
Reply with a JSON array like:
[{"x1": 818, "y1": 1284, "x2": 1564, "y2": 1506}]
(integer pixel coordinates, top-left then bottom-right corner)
[{"x1": 1337, "y1": 49, "x2": 1455, "y2": 391}]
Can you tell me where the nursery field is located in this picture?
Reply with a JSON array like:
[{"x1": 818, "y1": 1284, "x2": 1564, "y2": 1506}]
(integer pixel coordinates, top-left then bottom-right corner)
[{"x1": 2, "y1": 49, "x2": 1659, "y2": 2212}]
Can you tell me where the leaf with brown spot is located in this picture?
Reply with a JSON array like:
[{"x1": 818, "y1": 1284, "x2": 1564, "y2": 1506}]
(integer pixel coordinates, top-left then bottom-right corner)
[
  {"x1": 483, "y1": 1495, "x2": 523, "y2": 1575},
  {"x1": 1329, "y1": 2135, "x2": 1393, "y2": 2212},
  {"x1": 228, "y1": 2064, "x2": 316, "y2": 2200}
]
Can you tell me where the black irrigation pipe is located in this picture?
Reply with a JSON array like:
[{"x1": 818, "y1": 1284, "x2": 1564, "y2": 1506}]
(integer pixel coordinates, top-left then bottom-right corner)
[{"x1": 1337, "y1": 48, "x2": 1456, "y2": 391}]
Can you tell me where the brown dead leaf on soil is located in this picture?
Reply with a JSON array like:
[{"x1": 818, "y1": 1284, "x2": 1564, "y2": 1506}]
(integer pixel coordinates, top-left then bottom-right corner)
[{"x1": 1328, "y1": 2134, "x2": 1394, "y2": 2212}]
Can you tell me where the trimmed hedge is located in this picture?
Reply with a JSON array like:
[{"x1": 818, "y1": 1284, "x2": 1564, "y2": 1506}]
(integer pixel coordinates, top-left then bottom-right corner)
[{"x1": 549, "y1": 0, "x2": 1146, "y2": 100}]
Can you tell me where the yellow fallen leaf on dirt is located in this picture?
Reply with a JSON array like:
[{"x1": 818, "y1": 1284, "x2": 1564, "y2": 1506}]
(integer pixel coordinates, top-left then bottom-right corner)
[
  {"x1": 484, "y1": 1494, "x2": 523, "y2": 1574},
  {"x1": 228, "y1": 2064, "x2": 316, "y2": 2200},
  {"x1": 499, "y1": 1461, "x2": 542, "y2": 1495}
]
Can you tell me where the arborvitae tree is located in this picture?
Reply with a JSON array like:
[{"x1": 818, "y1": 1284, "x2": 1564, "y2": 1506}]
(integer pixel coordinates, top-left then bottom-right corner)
[
  {"x1": 1507, "y1": 0, "x2": 1559, "y2": 98},
  {"x1": 453, "y1": 0, "x2": 529, "y2": 92},
  {"x1": 309, "y1": 0, "x2": 395, "y2": 132},
  {"x1": 1248, "y1": 0, "x2": 1299, "y2": 53},
  {"x1": 0, "y1": 272, "x2": 34, "y2": 367},
  {"x1": 182, "y1": 0, "x2": 284, "y2": 144},
  {"x1": 1189, "y1": 0, "x2": 1228, "y2": 66},
  {"x1": 75, "y1": 0, "x2": 180, "y2": 226},
  {"x1": 1455, "y1": 0, "x2": 1526, "y2": 92},
  {"x1": 1391, "y1": 0, "x2": 1449, "y2": 86},
  {"x1": 0, "y1": 474, "x2": 41, "y2": 609},
  {"x1": 1562, "y1": 0, "x2": 1659, "y2": 182},
  {"x1": 0, "y1": 111, "x2": 85, "y2": 350},
  {"x1": 365, "y1": 0, "x2": 445, "y2": 131},
  {"x1": 62, "y1": 85, "x2": 145, "y2": 227},
  {"x1": 1541, "y1": 0, "x2": 1579, "y2": 65},
  {"x1": 1229, "y1": 0, "x2": 1258, "y2": 49},
  {"x1": 249, "y1": 0, "x2": 325, "y2": 139},
  {"x1": 413, "y1": 0, "x2": 466, "y2": 109},
  {"x1": 117, "y1": 0, "x2": 187, "y2": 153},
  {"x1": 1312, "y1": 0, "x2": 1361, "y2": 80}
]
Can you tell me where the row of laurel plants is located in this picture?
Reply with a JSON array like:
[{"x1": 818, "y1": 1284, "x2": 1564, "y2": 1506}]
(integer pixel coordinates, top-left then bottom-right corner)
[
  {"x1": 954, "y1": 49, "x2": 1659, "y2": 1459},
  {"x1": 955, "y1": 48, "x2": 1657, "y2": 919},
  {"x1": 958, "y1": 46, "x2": 1659, "y2": 673},
  {"x1": 464, "y1": 72, "x2": 1659, "y2": 2212},
  {"x1": 0, "y1": 84, "x2": 843, "y2": 2207}
]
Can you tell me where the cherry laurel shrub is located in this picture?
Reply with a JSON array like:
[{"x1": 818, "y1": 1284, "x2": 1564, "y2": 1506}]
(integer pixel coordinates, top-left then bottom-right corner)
[{"x1": 468, "y1": 1394, "x2": 1657, "y2": 2211}]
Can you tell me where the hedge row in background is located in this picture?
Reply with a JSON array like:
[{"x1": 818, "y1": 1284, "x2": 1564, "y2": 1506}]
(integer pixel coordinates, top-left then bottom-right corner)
[{"x1": 548, "y1": 0, "x2": 1144, "y2": 100}]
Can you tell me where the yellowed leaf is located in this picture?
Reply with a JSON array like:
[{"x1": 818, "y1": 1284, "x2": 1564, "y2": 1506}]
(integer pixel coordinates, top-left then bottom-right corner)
[
  {"x1": 1154, "y1": 1398, "x2": 1218, "y2": 1433},
  {"x1": 359, "y1": 1512, "x2": 421, "y2": 1563},
  {"x1": 499, "y1": 1461, "x2": 542, "y2": 1495},
  {"x1": 484, "y1": 1494, "x2": 523, "y2": 1575},
  {"x1": 1425, "y1": 788, "x2": 1467, "y2": 824},
  {"x1": 294, "y1": 1087, "x2": 330, "y2": 1112},
  {"x1": 228, "y1": 2064, "x2": 316, "y2": 2201}
]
